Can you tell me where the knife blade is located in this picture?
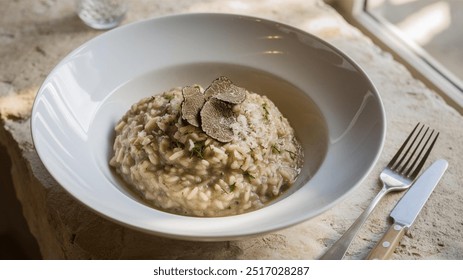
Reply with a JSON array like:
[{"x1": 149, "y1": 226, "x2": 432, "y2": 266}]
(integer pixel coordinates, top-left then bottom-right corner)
[{"x1": 366, "y1": 159, "x2": 448, "y2": 260}]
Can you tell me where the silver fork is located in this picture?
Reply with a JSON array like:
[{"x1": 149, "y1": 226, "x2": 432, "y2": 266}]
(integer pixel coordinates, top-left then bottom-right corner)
[{"x1": 320, "y1": 123, "x2": 439, "y2": 260}]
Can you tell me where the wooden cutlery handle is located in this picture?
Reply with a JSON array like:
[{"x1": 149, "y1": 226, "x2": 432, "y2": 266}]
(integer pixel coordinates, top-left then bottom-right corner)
[{"x1": 366, "y1": 223, "x2": 406, "y2": 260}]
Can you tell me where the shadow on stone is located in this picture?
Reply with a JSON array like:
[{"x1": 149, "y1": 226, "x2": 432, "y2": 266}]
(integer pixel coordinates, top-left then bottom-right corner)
[{"x1": 0, "y1": 143, "x2": 42, "y2": 259}]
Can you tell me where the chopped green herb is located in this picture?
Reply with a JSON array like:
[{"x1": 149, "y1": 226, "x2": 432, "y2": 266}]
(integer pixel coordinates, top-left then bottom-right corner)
[
  {"x1": 190, "y1": 141, "x2": 206, "y2": 159},
  {"x1": 271, "y1": 144, "x2": 281, "y2": 154},
  {"x1": 286, "y1": 149, "x2": 297, "y2": 160},
  {"x1": 172, "y1": 140, "x2": 185, "y2": 149},
  {"x1": 262, "y1": 103, "x2": 269, "y2": 120},
  {"x1": 229, "y1": 183, "x2": 236, "y2": 192},
  {"x1": 243, "y1": 170, "x2": 256, "y2": 180},
  {"x1": 164, "y1": 94, "x2": 174, "y2": 101}
]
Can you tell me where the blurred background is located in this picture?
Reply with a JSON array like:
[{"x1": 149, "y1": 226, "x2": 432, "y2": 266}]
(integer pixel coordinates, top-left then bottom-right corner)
[
  {"x1": 367, "y1": 0, "x2": 462, "y2": 85},
  {"x1": 328, "y1": 0, "x2": 463, "y2": 112}
]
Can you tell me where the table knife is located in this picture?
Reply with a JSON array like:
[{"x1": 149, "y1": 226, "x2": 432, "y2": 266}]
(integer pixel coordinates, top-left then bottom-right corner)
[{"x1": 366, "y1": 159, "x2": 448, "y2": 260}]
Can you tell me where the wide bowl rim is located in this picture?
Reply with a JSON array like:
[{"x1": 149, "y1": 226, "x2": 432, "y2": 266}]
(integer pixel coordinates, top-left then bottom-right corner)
[{"x1": 31, "y1": 12, "x2": 386, "y2": 241}]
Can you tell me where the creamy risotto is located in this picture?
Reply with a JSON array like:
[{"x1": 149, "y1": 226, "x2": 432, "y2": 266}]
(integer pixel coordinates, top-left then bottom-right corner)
[{"x1": 110, "y1": 77, "x2": 303, "y2": 217}]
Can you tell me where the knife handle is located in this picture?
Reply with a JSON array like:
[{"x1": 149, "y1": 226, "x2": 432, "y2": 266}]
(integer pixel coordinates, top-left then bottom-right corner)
[{"x1": 366, "y1": 223, "x2": 406, "y2": 260}]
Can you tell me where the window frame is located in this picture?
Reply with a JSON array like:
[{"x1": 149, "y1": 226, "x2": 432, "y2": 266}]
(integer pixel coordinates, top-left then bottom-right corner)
[{"x1": 329, "y1": 0, "x2": 463, "y2": 113}]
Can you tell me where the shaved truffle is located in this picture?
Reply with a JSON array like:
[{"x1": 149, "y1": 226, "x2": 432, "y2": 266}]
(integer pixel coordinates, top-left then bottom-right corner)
[
  {"x1": 181, "y1": 85, "x2": 205, "y2": 127},
  {"x1": 200, "y1": 98, "x2": 235, "y2": 142},
  {"x1": 180, "y1": 77, "x2": 248, "y2": 142},
  {"x1": 204, "y1": 76, "x2": 246, "y2": 104}
]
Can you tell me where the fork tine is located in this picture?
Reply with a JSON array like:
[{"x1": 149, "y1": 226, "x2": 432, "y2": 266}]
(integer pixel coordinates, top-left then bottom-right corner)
[
  {"x1": 390, "y1": 122, "x2": 439, "y2": 179},
  {"x1": 408, "y1": 131, "x2": 439, "y2": 178},
  {"x1": 387, "y1": 123, "x2": 421, "y2": 169},
  {"x1": 399, "y1": 126, "x2": 429, "y2": 174}
]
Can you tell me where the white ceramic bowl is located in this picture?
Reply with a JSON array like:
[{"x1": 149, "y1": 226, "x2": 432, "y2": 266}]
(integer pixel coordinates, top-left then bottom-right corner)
[{"x1": 31, "y1": 13, "x2": 386, "y2": 240}]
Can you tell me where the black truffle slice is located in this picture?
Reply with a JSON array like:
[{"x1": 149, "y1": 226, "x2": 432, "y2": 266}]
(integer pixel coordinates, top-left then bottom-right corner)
[
  {"x1": 200, "y1": 97, "x2": 235, "y2": 142},
  {"x1": 181, "y1": 85, "x2": 205, "y2": 127},
  {"x1": 204, "y1": 76, "x2": 246, "y2": 104}
]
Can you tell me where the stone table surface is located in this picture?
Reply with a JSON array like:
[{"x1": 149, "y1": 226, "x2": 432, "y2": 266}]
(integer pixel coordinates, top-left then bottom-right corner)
[{"x1": 1, "y1": 0, "x2": 462, "y2": 260}]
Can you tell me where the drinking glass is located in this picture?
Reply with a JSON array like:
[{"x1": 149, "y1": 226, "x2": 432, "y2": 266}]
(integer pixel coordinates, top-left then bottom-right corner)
[{"x1": 76, "y1": 0, "x2": 128, "y2": 30}]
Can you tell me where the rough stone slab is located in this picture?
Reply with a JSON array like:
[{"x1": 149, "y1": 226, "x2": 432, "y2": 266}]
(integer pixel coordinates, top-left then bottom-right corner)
[{"x1": 1, "y1": 0, "x2": 462, "y2": 259}]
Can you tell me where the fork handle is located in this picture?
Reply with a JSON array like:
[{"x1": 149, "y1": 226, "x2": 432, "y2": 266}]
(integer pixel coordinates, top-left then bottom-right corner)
[
  {"x1": 319, "y1": 186, "x2": 389, "y2": 259},
  {"x1": 366, "y1": 223, "x2": 406, "y2": 260}
]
